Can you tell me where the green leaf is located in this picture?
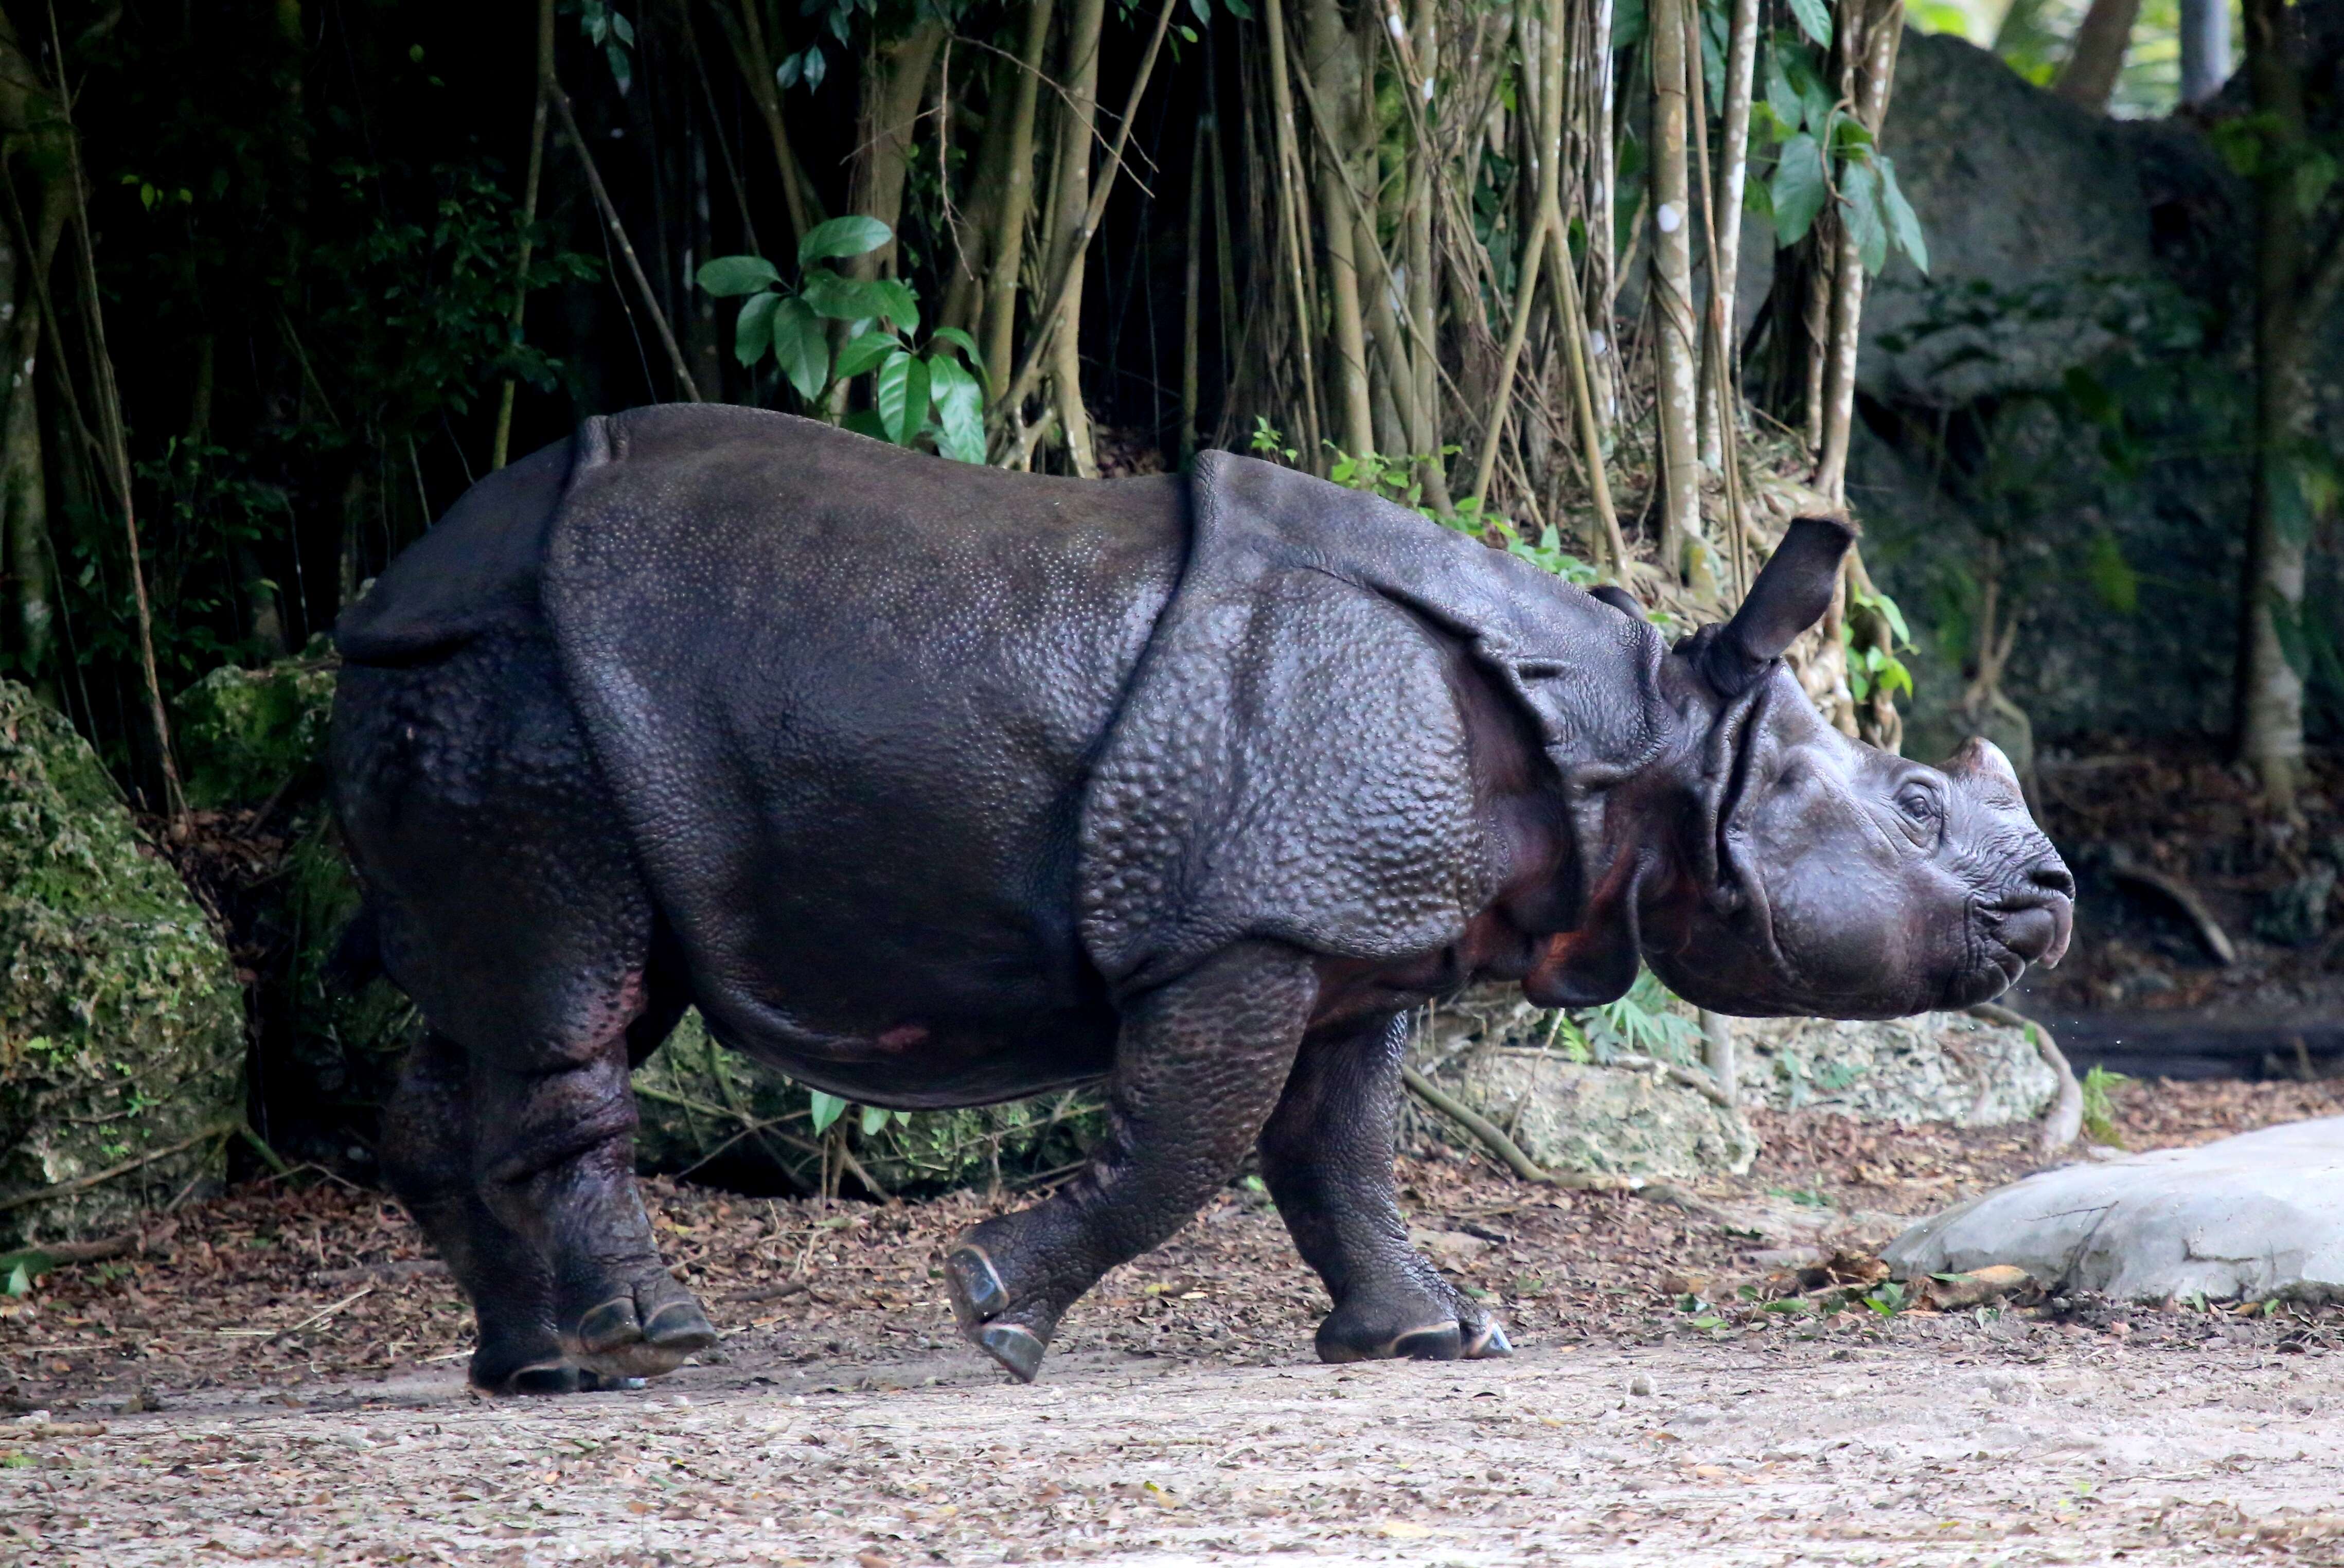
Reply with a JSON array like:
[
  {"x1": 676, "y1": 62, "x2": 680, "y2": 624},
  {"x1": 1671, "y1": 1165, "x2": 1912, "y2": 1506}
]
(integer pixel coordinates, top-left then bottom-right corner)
[
  {"x1": 1611, "y1": 0, "x2": 1646, "y2": 48},
  {"x1": 871, "y1": 277, "x2": 920, "y2": 335},
  {"x1": 841, "y1": 408, "x2": 889, "y2": 440},
  {"x1": 1769, "y1": 133, "x2": 1829, "y2": 247},
  {"x1": 801, "y1": 268, "x2": 894, "y2": 322},
  {"x1": 859, "y1": 1103, "x2": 892, "y2": 1137},
  {"x1": 931, "y1": 325, "x2": 988, "y2": 380},
  {"x1": 733, "y1": 290, "x2": 781, "y2": 367},
  {"x1": 808, "y1": 1091, "x2": 847, "y2": 1135},
  {"x1": 770, "y1": 296, "x2": 830, "y2": 404},
  {"x1": 4, "y1": 1260, "x2": 31, "y2": 1298},
  {"x1": 698, "y1": 254, "x2": 782, "y2": 297},
  {"x1": 831, "y1": 330, "x2": 899, "y2": 382},
  {"x1": 797, "y1": 215, "x2": 893, "y2": 271},
  {"x1": 928, "y1": 353, "x2": 985, "y2": 462},
  {"x1": 1787, "y1": 0, "x2": 1832, "y2": 47},
  {"x1": 1877, "y1": 156, "x2": 1928, "y2": 274},
  {"x1": 1841, "y1": 159, "x2": 1889, "y2": 275},
  {"x1": 875, "y1": 350, "x2": 930, "y2": 446},
  {"x1": 1765, "y1": 46, "x2": 1802, "y2": 130}
]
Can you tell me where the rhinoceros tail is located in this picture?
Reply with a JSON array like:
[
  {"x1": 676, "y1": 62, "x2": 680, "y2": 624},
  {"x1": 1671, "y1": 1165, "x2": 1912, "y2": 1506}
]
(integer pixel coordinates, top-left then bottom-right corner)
[{"x1": 324, "y1": 902, "x2": 384, "y2": 993}]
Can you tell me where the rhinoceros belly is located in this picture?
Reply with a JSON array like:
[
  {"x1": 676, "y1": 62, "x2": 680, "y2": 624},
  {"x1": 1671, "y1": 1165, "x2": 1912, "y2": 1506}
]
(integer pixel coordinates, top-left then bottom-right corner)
[{"x1": 543, "y1": 409, "x2": 1186, "y2": 1108}]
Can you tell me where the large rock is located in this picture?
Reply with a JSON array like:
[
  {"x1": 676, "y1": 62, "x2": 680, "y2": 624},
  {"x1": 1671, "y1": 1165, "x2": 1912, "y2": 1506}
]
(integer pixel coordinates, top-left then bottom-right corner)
[
  {"x1": 0, "y1": 682, "x2": 245, "y2": 1245},
  {"x1": 1737, "y1": 1010, "x2": 2057, "y2": 1126},
  {"x1": 1413, "y1": 987, "x2": 1756, "y2": 1180},
  {"x1": 633, "y1": 1011, "x2": 1101, "y2": 1196},
  {"x1": 1885, "y1": 1117, "x2": 2344, "y2": 1304},
  {"x1": 172, "y1": 646, "x2": 337, "y2": 810}
]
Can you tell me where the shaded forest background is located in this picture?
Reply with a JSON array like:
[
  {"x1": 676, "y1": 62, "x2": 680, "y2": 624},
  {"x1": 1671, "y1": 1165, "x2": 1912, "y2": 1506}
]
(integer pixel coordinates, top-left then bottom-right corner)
[
  {"x1": 0, "y1": 0, "x2": 2338, "y2": 1214},
  {"x1": 1, "y1": 0, "x2": 2332, "y2": 814}
]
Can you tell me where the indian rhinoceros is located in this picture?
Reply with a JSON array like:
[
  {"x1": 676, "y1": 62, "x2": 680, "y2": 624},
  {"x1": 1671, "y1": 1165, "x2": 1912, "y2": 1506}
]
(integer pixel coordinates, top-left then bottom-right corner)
[{"x1": 330, "y1": 405, "x2": 2071, "y2": 1393}]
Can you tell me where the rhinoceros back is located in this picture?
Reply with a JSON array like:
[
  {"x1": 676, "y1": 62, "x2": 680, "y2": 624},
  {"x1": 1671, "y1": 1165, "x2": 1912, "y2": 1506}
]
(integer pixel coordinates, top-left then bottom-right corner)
[{"x1": 539, "y1": 406, "x2": 1186, "y2": 1104}]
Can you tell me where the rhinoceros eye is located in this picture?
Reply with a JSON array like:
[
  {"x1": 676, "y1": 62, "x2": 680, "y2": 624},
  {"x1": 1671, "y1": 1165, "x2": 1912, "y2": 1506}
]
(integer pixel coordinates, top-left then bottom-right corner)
[{"x1": 1895, "y1": 781, "x2": 1944, "y2": 840}]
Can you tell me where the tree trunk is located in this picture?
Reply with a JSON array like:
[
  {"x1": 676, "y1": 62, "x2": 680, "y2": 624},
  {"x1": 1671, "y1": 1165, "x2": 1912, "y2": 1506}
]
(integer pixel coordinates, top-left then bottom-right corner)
[
  {"x1": 1046, "y1": 0, "x2": 1106, "y2": 475},
  {"x1": 2236, "y1": 0, "x2": 2311, "y2": 807},
  {"x1": 1648, "y1": 0, "x2": 1702, "y2": 580},
  {"x1": 1303, "y1": 0, "x2": 1375, "y2": 461},
  {"x1": 711, "y1": 0, "x2": 816, "y2": 244},
  {"x1": 849, "y1": 21, "x2": 947, "y2": 280},
  {"x1": 2180, "y1": 0, "x2": 2230, "y2": 104},
  {"x1": 1702, "y1": 0, "x2": 1759, "y2": 469},
  {"x1": 2053, "y1": 0, "x2": 2142, "y2": 113},
  {"x1": 982, "y1": 0, "x2": 1055, "y2": 400},
  {"x1": 1813, "y1": 0, "x2": 1902, "y2": 503},
  {"x1": 492, "y1": 0, "x2": 554, "y2": 470}
]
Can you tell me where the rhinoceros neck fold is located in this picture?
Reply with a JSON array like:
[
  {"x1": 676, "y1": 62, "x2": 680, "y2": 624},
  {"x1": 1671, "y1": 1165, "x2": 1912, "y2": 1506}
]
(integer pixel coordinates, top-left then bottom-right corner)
[{"x1": 1076, "y1": 451, "x2": 1672, "y2": 996}]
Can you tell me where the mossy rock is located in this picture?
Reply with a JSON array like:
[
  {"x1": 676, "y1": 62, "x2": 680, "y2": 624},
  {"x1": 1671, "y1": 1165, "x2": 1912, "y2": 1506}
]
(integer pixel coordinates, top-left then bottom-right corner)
[
  {"x1": 0, "y1": 681, "x2": 246, "y2": 1245},
  {"x1": 172, "y1": 645, "x2": 336, "y2": 810},
  {"x1": 633, "y1": 1011, "x2": 1102, "y2": 1196}
]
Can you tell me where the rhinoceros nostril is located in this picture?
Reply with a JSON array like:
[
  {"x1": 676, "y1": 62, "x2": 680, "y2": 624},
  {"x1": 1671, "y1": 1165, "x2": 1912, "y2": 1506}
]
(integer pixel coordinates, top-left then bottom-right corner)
[{"x1": 2028, "y1": 859, "x2": 2076, "y2": 902}]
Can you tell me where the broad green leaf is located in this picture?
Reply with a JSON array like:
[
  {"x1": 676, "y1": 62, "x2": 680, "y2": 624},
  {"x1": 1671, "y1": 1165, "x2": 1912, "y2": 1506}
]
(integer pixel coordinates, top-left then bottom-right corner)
[
  {"x1": 875, "y1": 349, "x2": 930, "y2": 446},
  {"x1": 801, "y1": 268, "x2": 894, "y2": 322},
  {"x1": 1841, "y1": 159, "x2": 1889, "y2": 275},
  {"x1": 931, "y1": 325, "x2": 988, "y2": 380},
  {"x1": 928, "y1": 354, "x2": 985, "y2": 462},
  {"x1": 775, "y1": 50, "x2": 803, "y2": 90},
  {"x1": 1787, "y1": 0, "x2": 1832, "y2": 47},
  {"x1": 733, "y1": 289, "x2": 781, "y2": 366},
  {"x1": 1877, "y1": 155, "x2": 1929, "y2": 274},
  {"x1": 797, "y1": 214, "x2": 893, "y2": 270},
  {"x1": 801, "y1": 43, "x2": 827, "y2": 90},
  {"x1": 770, "y1": 295, "x2": 830, "y2": 404},
  {"x1": 1765, "y1": 45, "x2": 1802, "y2": 130},
  {"x1": 606, "y1": 41, "x2": 633, "y2": 96},
  {"x1": 871, "y1": 276, "x2": 920, "y2": 334},
  {"x1": 698, "y1": 254, "x2": 781, "y2": 297},
  {"x1": 859, "y1": 1102, "x2": 892, "y2": 1137},
  {"x1": 1611, "y1": 0, "x2": 1646, "y2": 48},
  {"x1": 1769, "y1": 133, "x2": 1829, "y2": 247},
  {"x1": 841, "y1": 408, "x2": 889, "y2": 441},
  {"x1": 808, "y1": 1090, "x2": 847, "y2": 1135},
  {"x1": 831, "y1": 329, "x2": 899, "y2": 382}
]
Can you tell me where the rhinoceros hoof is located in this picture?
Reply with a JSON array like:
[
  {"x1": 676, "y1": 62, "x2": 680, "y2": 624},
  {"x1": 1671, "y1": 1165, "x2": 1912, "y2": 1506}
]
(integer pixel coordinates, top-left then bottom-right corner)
[
  {"x1": 565, "y1": 1291, "x2": 716, "y2": 1379},
  {"x1": 470, "y1": 1348, "x2": 582, "y2": 1396},
  {"x1": 1462, "y1": 1321, "x2": 1513, "y2": 1359},
  {"x1": 944, "y1": 1245, "x2": 1010, "y2": 1324},
  {"x1": 976, "y1": 1323, "x2": 1046, "y2": 1383}
]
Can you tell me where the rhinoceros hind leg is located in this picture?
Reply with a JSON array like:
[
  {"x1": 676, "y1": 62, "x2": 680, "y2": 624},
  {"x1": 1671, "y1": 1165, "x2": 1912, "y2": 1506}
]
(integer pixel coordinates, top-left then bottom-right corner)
[
  {"x1": 1256, "y1": 1014, "x2": 1514, "y2": 1366},
  {"x1": 382, "y1": 1031, "x2": 578, "y2": 1394},
  {"x1": 944, "y1": 942, "x2": 1318, "y2": 1381}
]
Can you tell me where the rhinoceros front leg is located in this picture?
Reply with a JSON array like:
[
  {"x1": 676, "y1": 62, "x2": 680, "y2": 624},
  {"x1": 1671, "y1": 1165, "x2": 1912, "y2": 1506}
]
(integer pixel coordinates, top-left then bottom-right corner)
[
  {"x1": 944, "y1": 941, "x2": 1317, "y2": 1382},
  {"x1": 1256, "y1": 1013, "x2": 1512, "y2": 1362}
]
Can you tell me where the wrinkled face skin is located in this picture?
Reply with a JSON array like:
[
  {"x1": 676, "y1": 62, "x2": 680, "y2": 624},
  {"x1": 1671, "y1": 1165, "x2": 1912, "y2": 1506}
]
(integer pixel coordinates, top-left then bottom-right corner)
[{"x1": 1643, "y1": 668, "x2": 2074, "y2": 1020}]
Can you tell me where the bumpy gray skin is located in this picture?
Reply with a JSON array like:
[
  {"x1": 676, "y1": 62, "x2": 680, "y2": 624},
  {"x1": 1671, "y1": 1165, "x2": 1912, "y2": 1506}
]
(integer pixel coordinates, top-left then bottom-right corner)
[{"x1": 331, "y1": 407, "x2": 2072, "y2": 1392}]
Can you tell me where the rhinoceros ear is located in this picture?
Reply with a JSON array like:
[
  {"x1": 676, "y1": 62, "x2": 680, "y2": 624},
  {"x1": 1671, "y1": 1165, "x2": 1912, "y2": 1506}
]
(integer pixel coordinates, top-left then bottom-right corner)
[
  {"x1": 1701, "y1": 515, "x2": 1855, "y2": 694},
  {"x1": 1587, "y1": 584, "x2": 1645, "y2": 620}
]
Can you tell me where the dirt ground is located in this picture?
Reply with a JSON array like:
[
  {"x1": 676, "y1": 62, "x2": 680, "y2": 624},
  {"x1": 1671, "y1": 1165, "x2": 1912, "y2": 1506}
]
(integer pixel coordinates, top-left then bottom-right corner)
[{"x1": 7, "y1": 1077, "x2": 2344, "y2": 1564}]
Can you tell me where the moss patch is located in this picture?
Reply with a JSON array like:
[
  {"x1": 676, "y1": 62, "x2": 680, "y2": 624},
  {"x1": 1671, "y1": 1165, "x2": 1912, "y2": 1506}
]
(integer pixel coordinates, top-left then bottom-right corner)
[
  {"x1": 0, "y1": 681, "x2": 245, "y2": 1245},
  {"x1": 171, "y1": 646, "x2": 336, "y2": 810}
]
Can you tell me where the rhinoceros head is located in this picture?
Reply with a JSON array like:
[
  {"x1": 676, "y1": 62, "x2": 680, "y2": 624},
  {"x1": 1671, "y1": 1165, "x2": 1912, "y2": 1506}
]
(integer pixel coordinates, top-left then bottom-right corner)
[{"x1": 1618, "y1": 519, "x2": 2072, "y2": 1020}]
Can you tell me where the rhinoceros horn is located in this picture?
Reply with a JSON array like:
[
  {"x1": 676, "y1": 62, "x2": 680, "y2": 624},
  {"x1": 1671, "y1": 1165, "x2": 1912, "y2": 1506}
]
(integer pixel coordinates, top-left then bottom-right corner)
[{"x1": 1699, "y1": 514, "x2": 1856, "y2": 694}]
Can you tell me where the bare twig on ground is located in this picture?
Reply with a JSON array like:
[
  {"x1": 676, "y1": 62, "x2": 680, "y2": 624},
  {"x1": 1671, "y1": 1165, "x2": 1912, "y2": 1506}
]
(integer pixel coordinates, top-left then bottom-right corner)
[{"x1": 1970, "y1": 1000, "x2": 2083, "y2": 1155}]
